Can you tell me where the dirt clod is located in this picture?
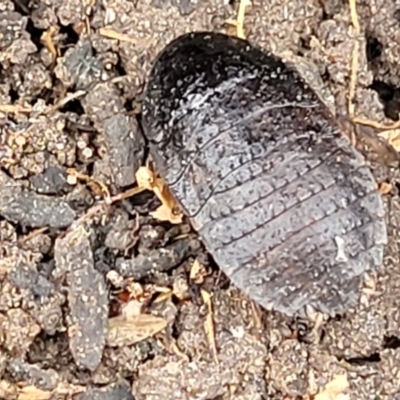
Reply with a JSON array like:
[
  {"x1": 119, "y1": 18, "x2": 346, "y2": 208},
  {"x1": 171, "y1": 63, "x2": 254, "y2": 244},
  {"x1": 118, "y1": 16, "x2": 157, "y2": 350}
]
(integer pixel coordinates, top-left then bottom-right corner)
[
  {"x1": 0, "y1": 171, "x2": 76, "y2": 229},
  {"x1": 115, "y1": 238, "x2": 201, "y2": 280},
  {"x1": 54, "y1": 228, "x2": 108, "y2": 371},
  {"x1": 103, "y1": 114, "x2": 145, "y2": 188},
  {"x1": 76, "y1": 379, "x2": 134, "y2": 400}
]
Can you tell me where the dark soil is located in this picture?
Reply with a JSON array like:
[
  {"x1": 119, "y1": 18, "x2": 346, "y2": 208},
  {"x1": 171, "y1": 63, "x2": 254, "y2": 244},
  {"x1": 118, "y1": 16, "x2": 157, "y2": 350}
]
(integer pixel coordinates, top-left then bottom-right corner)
[{"x1": 0, "y1": 0, "x2": 400, "y2": 399}]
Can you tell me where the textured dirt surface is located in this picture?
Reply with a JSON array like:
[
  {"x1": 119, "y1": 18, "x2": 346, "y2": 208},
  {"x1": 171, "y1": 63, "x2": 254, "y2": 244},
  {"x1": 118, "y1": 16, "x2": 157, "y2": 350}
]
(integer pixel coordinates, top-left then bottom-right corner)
[{"x1": 0, "y1": 1, "x2": 400, "y2": 399}]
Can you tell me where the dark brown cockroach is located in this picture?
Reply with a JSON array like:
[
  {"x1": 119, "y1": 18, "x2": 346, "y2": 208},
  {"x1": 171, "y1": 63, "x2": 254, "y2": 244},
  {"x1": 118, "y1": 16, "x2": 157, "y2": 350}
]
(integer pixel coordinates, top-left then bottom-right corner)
[{"x1": 141, "y1": 32, "x2": 387, "y2": 317}]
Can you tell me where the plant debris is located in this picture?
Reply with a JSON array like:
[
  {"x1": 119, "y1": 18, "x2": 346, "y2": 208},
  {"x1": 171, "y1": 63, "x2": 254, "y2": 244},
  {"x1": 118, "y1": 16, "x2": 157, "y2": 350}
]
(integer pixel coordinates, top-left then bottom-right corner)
[
  {"x1": 314, "y1": 375, "x2": 349, "y2": 400},
  {"x1": 0, "y1": 171, "x2": 76, "y2": 229},
  {"x1": 135, "y1": 166, "x2": 183, "y2": 224},
  {"x1": 107, "y1": 314, "x2": 168, "y2": 347}
]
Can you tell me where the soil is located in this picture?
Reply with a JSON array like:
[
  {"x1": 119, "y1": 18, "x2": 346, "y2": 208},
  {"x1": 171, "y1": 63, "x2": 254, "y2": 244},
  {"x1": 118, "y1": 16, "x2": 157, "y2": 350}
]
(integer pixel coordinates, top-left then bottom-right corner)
[{"x1": 0, "y1": 0, "x2": 400, "y2": 399}]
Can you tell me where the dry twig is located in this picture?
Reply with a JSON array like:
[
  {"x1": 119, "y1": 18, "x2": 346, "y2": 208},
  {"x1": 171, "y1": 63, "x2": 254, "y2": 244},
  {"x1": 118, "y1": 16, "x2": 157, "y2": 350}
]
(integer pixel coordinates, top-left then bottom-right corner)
[
  {"x1": 40, "y1": 26, "x2": 59, "y2": 66},
  {"x1": 226, "y1": 0, "x2": 251, "y2": 39},
  {"x1": 67, "y1": 168, "x2": 111, "y2": 200},
  {"x1": 201, "y1": 289, "x2": 218, "y2": 364},
  {"x1": 67, "y1": 185, "x2": 146, "y2": 231},
  {"x1": 352, "y1": 117, "x2": 400, "y2": 131},
  {"x1": 348, "y1": 0, "x2": 361, "y2": 117},
  {"x1": 0, "y1": 104, "x2": 32, "y2": 114},
  {"x1": 46, "y1": 90, "x2": 86, "y2": 115},
  {"x1": 99, "y1": 27, "x2": 144, "y2": 45}
]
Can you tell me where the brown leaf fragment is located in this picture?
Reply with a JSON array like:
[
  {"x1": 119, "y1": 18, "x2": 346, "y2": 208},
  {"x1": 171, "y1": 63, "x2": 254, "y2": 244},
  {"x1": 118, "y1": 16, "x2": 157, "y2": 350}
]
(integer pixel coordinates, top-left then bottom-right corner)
[
  {"x1": 17, "y1": 385, "x2": 51, "y2": 400},
  {"x1": 378, "y1": 181, "x2": 392, "y2": 195},
  {"x1": 17, "y1": 382, "x2": 85, "y2": 400},
  {"x1": 0, "y1": 380, "x2": 18, "y2": 400},
  {"x1": 314, "y1": 375, "x2": 349, "y2": 400},
  {"x1": 0, "y1": 104, "x2": 32, "y2": 114},
  {"x1": 379, "y1": 128, "x2": 400, "y2": 153},
  {"x1": 190, "y1": 258, "x2": 209, "y2": 284},
  {"x1": 135, "y1": 166, "x2": 183, "y2": 224},
  {"x1": 107, "y1": 314, "x2": 168, "y2": 347}
]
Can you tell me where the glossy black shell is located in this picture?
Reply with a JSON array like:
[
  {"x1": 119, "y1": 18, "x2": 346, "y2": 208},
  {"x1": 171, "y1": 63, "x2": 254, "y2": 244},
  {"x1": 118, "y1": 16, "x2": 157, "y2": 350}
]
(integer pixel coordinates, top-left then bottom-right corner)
[{"x1": 142, "y1": 32, "x2": 387, "y2": 317}]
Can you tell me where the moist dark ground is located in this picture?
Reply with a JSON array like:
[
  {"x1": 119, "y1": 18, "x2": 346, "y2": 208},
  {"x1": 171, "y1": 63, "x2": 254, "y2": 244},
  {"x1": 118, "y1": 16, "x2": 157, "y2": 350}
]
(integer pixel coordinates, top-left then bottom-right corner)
[{"x1": 1, "y1": 0, "x2": 400, "y2": 399}]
